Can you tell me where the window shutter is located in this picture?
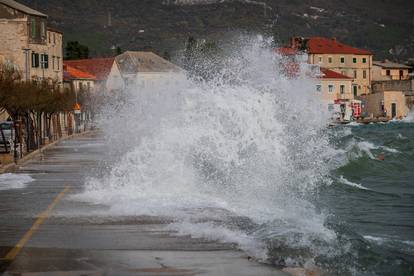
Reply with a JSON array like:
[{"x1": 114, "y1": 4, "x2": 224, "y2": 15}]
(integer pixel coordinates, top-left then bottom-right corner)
[
  {"x1": 35, "y1": 53, "x2": 39, "y2": 68},
  {"x1": 31, "y1": 53, "x2": 36, "y2": 68},
  {"x1": 44, "y1": 55, "x2": 49, "y2": 69}
]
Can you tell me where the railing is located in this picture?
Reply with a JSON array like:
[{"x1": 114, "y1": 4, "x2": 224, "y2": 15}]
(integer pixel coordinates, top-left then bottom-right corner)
[{"x1": 336, "y1": 93, "x2": 353, "y2": 100}]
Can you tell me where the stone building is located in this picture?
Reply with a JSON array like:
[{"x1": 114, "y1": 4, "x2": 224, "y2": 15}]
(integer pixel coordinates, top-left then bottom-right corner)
[
  {"x1": 287, "y1": 37, "x2": 373, "y2": 97},
  {"x1": 372, "y1": 80, "x2": 414, "y2": 109},
  {"x1": 0, "y1": 0, "x2": 63, "y2": 84},
  {"x1": 107, "y1": 51, "x2": 186, "y2": 91},
  {"x1": 372, "y1": 60, "x2": 411, "y2": 81},
  {"x1": 359, "y1": 91, "x2": 408, "y2": 119}
]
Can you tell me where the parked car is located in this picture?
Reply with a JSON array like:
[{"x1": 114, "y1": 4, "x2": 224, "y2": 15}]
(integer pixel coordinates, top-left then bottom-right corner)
[{"x1": 0, "y1": 121, "x2": 13, "y2": 151}]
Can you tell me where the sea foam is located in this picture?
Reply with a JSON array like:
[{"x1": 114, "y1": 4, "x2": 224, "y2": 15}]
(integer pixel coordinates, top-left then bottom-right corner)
[{"x1": 0, "y1": 173, "x2": 34, "y2": 191}]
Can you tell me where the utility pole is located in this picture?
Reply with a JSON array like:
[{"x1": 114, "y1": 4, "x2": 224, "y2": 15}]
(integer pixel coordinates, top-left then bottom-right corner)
[{"x1": 107, "y1": 10, "x2": 112, "y2": 27}]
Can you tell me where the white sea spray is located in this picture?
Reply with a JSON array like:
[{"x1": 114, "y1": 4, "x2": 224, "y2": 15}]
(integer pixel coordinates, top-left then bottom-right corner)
[{"x1": 72, "y1": 37, "x2": 343, "y2": 263}]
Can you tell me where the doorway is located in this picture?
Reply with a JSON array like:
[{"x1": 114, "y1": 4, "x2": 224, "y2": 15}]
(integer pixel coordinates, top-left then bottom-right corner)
[{"x1": 391, "y1": 103, "x2": 397, "y2": 118}]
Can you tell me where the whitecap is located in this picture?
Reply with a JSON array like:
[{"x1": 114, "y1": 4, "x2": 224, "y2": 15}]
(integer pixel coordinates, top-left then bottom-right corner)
[
  {"x1": 364, "y1": 235, "x2": 414, "y2": 248},
  {"x1": 400, "y1": 112, "x2": 414, "y2": 123},
  {"x1": 350, "y1": 140, "x2": 399, "y2": 159},
  {"x1": 397, "y1": 133, "x2": 406, "y2": 139},
  {"x1": 381, "y1": 146, "x2": 399, "y2": 153},
  {"x1": 339, "y1": 176, "x2": 369, "y2": 190},
  {"x1": 364, "y1": 235, "x2": 386, "y2": 244},
  {"x1": 355, "y1": 141, "x2": 378, "y2": 159}
]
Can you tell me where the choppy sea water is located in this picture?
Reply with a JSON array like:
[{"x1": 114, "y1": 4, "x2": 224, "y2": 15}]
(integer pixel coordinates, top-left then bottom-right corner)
[
  {"x1": 315, "y1": 122, "x2": 414, "y2": 275},
  {"x1": 71, "y1": 38, "x2": 414, "y2": 275}
]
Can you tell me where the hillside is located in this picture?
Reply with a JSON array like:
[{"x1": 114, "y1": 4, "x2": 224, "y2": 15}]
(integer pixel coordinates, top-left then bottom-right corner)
[{"x1": 20, "y1": 0, "x2": 414, "y2": 61}]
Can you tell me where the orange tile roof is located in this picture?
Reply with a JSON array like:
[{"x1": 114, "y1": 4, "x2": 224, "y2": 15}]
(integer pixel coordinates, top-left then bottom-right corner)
[
  {"x1": 63, "y1": 64, "x2": 96, "y2": 81},
  {"x1": 64, "y1": 58, "x2": 115, "y2": 81},
  {"x1": 275, "y1": 47, "x2": 298, "y2": 56},
  {"x1": 320, "y1": 68, "x2": 352, "y2": 79},
  {"x1": 305, "y1": 37, "x2": 372, "y2": 55}
]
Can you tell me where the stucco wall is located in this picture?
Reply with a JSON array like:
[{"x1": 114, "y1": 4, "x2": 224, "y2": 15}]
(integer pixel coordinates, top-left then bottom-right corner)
[
  {"x1": 106, "y1": 62, "x2": 124, "y2": 91},
  {"x1": 363, "y1": 91, "x2": 408, "y2": 118},
  {"x1": 318, "y1": 78, "x2": 353, "y2": 102}
]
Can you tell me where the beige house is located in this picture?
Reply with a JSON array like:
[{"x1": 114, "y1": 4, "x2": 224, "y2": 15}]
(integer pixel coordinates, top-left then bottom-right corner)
[
  {"x1": 372, "y1": 60, "x2": 411, "y2": 81},
  {"x1": 63, "y1": 64, "x2": 96, "y2": 93},
  {"x1": 0, "y1": 0, "x2": 63, "y2": 84},
  {"x1": 287, "y1": 37, "x2": 373, "y2": 97},
  {"x1": 107, "y1": 51, "x2": 186, "y2": 91},
  {"x1": 317, "y1": 68, "x2": 353, "y2": 102},
  {"x1": 360, "y1": 91, "x2": 408, "y2": 119},
  {"x1": 64, "y1": 58, "x2": 115, "y2": 92}
]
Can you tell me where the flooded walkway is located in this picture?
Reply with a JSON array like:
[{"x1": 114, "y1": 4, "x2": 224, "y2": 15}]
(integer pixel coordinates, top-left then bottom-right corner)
[{"x1": 0, "y1": 133, "x2": 286, "y2": 275}]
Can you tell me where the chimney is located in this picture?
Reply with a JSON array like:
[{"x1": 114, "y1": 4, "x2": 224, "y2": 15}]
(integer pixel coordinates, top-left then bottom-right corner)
[
  {"x1": 290, "y1": 37, "x2": 296, "y2": 48},
  {"x1": 290, "y1": 37, "x2": 303, "y2": 49},
  {"x1": 332, "y1": 37, "x2": 337, "y2": 42}
]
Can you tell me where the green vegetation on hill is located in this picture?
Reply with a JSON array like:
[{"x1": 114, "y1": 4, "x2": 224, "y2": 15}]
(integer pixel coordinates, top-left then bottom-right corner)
[{"x1": 21, "y1": 0, "x2": 414, "y2": 61}]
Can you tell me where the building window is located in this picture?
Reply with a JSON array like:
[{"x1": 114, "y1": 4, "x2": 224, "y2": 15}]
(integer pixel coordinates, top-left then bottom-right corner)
[
  {"x1": 318, "y1": 56, "x2": 323, "y2": 63},
  {"x1": 362, "y1": 57, "x2": 367, "y2": 63},
  {"x1": 328, "y1": 85, "x2": 334, "y2": 92},
  {"x1": 353, "y1": 57, "x2": 357, "y2": 63},
  {"x1": 353, "y1": 70, "x2": 357, "y2": 78},
  {"x1": 53, "y1": 33, "x2": 56, "y2": 44},
  {"x1": 363, "y1": 70, "x2": 367, "y2": 79},
  {"x1": 386, "y1": 69, "x2": 390, "y2": 76},
  {"x1": 40, "y1": 54, "x2": 49, "y2": 69},
  {"x1": 31, "y1": 18, "x2": 36, "y2": 39},
  {"x1": 31, "y1": 53, "x2": 39, "y2": 68},
  {"x1": 57, "y1": 57, "x2": 60, "y2": 70},
  {"x1": 316, "y1": 84, "x2": 321, "y2": 92},
  {"x1": 340, "y1": 57, "x2": 345, "y2": 63},
  {"x1": 340, "y1": 85, "x2": 345, "y2": 94},
  {"x1": 52, "y1": 56, "x2": 55, "y2": 70},
  {"x1": 328, "y1": 56, "x2": 333, "y2": 63},
  {"x1": 40, "y1": 21, "x2": 46, "y2": 39}
]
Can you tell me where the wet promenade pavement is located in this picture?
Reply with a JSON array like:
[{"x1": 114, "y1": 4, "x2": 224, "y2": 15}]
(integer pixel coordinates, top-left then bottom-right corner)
[{"x1": 0, "y1": 133, "x2": 287, "y2": 275}]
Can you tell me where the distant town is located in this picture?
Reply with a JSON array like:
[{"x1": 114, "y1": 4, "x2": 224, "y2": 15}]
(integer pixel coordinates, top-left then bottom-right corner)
[{"x1": 1, "y1": 0, "x2": 413, "y2": 165}]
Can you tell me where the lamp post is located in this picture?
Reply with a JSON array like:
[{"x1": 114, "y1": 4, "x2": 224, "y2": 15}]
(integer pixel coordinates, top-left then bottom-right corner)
[{"x1": 73, "y1": 87, "x2": 81, "y2": 134}]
